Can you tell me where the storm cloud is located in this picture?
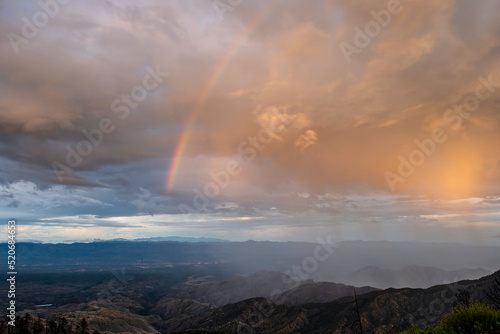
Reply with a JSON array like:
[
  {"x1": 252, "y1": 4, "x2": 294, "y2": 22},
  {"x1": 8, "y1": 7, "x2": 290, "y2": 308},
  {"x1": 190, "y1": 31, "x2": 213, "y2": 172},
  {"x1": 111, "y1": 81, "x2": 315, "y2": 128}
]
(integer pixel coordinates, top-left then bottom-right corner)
[{"x1": 1, "y1": 0, "x2": 500, "y2": 243}]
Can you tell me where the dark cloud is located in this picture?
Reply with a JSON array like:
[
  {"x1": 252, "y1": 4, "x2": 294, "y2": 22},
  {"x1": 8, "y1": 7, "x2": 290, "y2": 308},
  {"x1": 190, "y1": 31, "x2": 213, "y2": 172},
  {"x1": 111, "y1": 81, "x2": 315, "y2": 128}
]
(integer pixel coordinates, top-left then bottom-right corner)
[
  {"x1": 1, "y1": 0, "x2": 500, "y2": 242},
  {"x1": 46, "y1": 175, "x2": 105, "y2": 188},
  {"x1": 7, "y1": 200, "x2": 19, "y2": 208}
]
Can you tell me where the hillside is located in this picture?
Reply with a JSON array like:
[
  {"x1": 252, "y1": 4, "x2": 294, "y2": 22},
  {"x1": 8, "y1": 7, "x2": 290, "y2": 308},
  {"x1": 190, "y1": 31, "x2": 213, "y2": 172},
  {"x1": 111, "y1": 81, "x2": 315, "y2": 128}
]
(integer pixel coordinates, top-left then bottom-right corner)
[
  {"x1": 164, "y1": 270, "x2": 500, "y2": 333},
  {"x1": 4, "y1": 268, "x2": 497, "y2": 333}
]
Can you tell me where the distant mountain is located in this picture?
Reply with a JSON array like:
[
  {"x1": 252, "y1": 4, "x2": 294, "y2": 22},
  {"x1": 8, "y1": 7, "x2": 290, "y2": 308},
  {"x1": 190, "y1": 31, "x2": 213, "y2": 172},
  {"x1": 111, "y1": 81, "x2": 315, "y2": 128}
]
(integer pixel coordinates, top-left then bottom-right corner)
[
  {"x1": 13, "y1": 240, "x2": 500, "y2": 277},
  {"x1": 318, "y1": 265, "x2": 492, "y2": 289},
  {"x1": 0, "y1": 238, "x2": 43, "y2": 243},
  {"x1": 160, "y1": 270, "x2": 379, "y2": 307},
  {"x1": 19, "y1": 236, "x2": 231, "y2": 244},
  {"x1": 133, "y1": 236, "x2": 229, "y2": 243},
  {"x1": 161, "y1": 270, "x2": 310, "y2": 307},
  {"x1": 318, "y1": 240, "x2": 500, "y2": 272},
  {"x1": 277, "y1": 281, "x2": 379, "y2": 306}
]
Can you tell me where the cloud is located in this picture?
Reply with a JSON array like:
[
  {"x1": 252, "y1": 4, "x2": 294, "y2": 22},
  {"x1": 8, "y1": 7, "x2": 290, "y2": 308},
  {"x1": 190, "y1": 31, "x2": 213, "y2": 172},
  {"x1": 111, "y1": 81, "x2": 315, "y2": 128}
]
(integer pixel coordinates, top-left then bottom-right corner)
[
  {"x1": 295, "y1": 129, "x2": 318, "y2": 152},
  {"x1": 1, "y1": 0, "x2": 500, "y2": 242},
  {"x1": 0, "y1": 181, "x2": 109, "y2": 210},
  {"x1": 2, "y1": 0, "x2": 500, "y2": 198},
  {"x1": 47, "y1": 174, "x2": 106, "y2": 188}
]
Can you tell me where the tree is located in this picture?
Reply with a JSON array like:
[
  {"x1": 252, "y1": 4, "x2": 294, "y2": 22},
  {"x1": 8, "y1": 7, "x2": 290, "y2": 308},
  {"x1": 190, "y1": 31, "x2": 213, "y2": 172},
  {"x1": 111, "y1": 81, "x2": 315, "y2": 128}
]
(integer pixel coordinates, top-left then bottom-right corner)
[
  {"x1": 57, "y1": 317, "x2": 68, "y2": 334},
  {"x1": 17, "y1": 314, "x2": 30, "y2": 334},
  {"x1": 484, "y1": 274, "x2": 500, "y2": 309},
  {"x1": 454, "y1": 289, "x2": 472, "y2": 308},
  {"x1": 47, "y1": 319, "x2": 58, "y2": 334},
  {"x1": 79, "y1": 318, "x2": 89, "y2": 334},
  {"x1": 33, "y1": 317, "x2": 45, "y2": 334},
  {"x1": 351, "y1": 288, "x2": 365, "y2": 334}
]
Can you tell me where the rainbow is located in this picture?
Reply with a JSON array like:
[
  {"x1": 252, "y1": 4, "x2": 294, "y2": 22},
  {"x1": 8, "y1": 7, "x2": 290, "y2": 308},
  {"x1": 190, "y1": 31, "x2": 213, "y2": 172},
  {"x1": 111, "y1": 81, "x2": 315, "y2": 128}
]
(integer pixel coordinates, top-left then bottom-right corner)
[{"x1": 166, "y1": 2, "x2": 278, "y2": 192}]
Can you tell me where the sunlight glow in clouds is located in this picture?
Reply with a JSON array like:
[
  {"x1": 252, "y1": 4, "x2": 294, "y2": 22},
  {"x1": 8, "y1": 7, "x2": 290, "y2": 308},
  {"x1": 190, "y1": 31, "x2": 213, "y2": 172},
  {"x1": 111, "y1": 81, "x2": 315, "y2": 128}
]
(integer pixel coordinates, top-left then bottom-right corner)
[{"x1": 0, "y1": 0, "x2": 499, "y2": 243}]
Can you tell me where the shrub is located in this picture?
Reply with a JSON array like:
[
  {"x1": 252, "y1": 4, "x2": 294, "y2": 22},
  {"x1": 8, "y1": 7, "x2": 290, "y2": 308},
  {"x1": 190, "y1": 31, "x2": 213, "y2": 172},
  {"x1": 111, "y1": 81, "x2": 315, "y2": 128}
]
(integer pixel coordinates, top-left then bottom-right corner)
[
  {"x1": 401, "y1": 303, "x2": 500, "y2": 334},
  {"x1": 440, "y1": 303, "x2": 500, "y2": 334}
]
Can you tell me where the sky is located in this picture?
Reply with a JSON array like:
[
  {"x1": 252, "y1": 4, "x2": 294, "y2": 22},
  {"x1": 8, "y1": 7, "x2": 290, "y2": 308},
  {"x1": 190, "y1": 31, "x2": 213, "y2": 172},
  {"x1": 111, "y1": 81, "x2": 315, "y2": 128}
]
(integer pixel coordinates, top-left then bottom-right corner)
[{"x1": 1, "y1": 0, "x2": 500, "y2": 244}]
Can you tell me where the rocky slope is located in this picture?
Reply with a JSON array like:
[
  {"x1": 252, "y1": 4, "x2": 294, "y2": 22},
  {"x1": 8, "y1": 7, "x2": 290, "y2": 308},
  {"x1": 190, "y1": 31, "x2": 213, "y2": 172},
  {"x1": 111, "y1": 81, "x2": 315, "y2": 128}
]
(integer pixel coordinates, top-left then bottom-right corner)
[
  {"x1": 277, "y1": 281, "x2": 378, "y2": 306},
  {"x1": 159, "y1": 270, "x2": 500, "y2": 333}
]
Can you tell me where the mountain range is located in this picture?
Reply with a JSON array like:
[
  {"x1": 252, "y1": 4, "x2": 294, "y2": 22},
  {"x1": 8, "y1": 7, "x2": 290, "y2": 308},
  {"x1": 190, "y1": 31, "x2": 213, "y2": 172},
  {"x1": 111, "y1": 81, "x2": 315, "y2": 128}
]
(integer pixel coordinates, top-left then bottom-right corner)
[
  {"x1": 3, "y1": 240, "x2": 499, "y2": 333},
  {"x1": 8, "y1": 267, "x2": 499, "y2": 333}
]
